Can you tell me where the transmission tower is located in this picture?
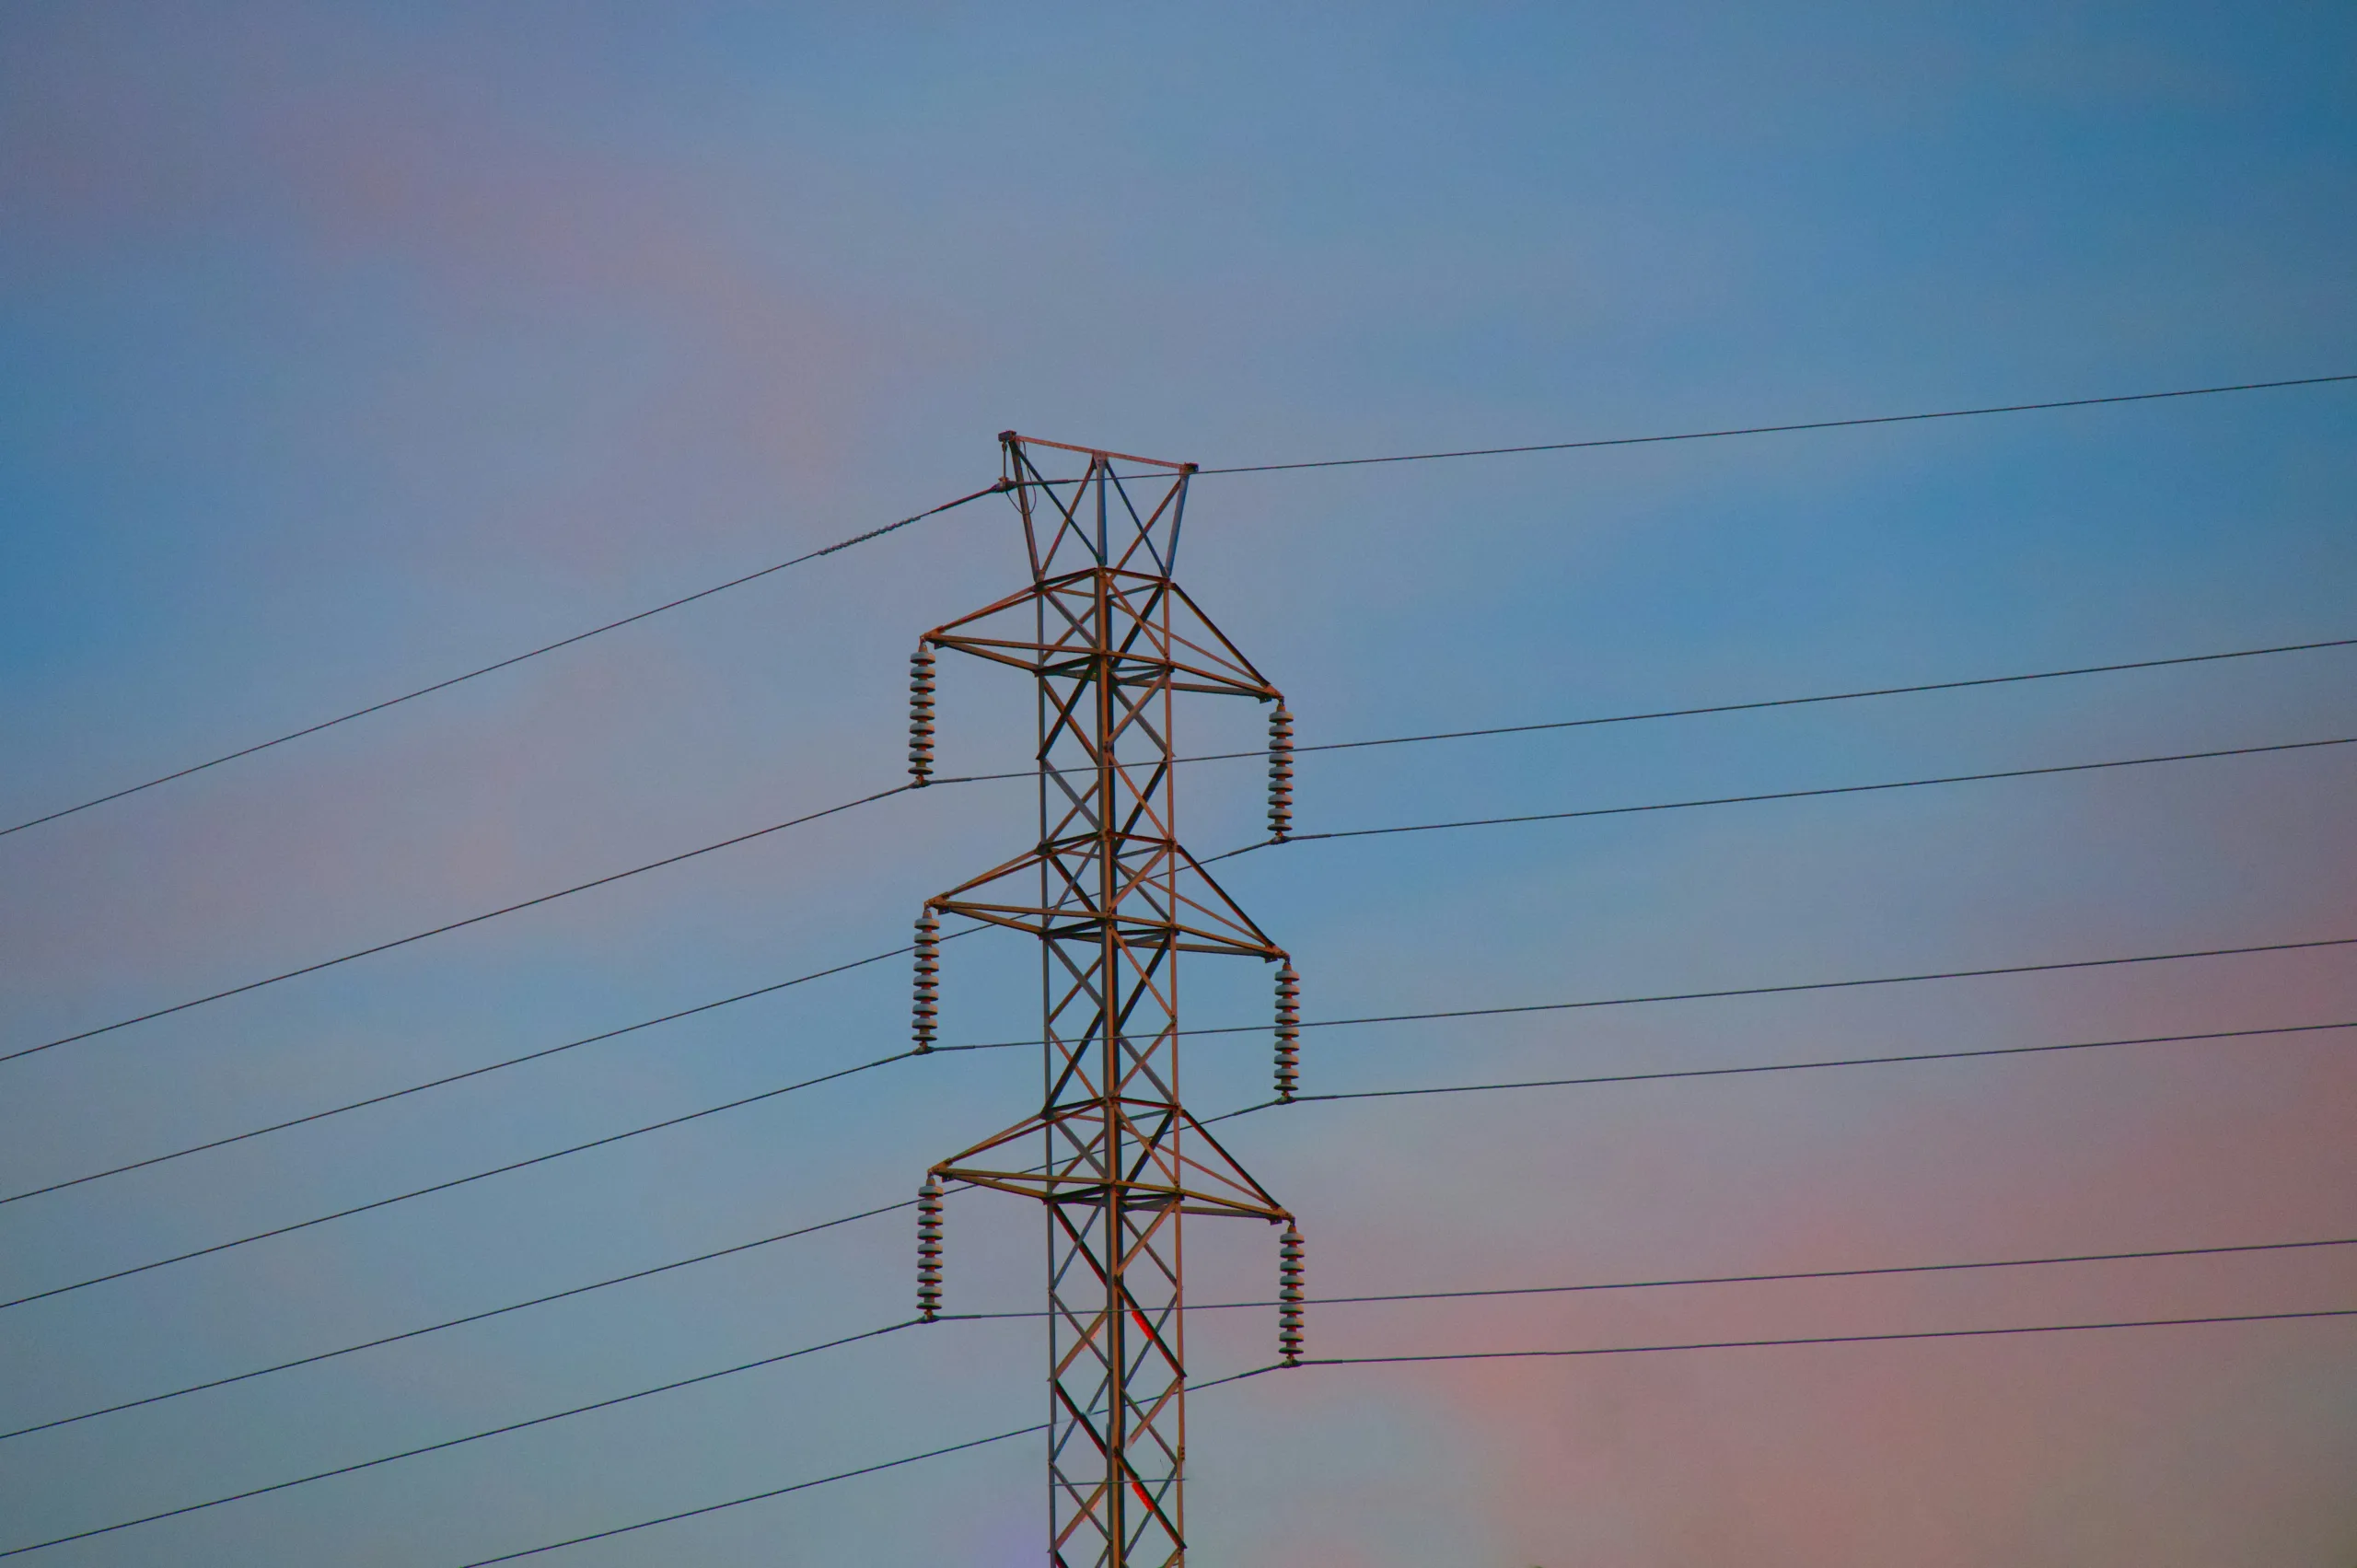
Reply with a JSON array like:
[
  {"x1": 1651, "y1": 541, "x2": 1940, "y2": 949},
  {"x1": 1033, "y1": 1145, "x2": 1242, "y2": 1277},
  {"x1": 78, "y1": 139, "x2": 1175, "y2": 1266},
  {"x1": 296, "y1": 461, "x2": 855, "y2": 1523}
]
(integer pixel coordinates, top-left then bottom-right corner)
[{"x1": 906, "y1": 432, "x2": 1306, "y2": 1567}]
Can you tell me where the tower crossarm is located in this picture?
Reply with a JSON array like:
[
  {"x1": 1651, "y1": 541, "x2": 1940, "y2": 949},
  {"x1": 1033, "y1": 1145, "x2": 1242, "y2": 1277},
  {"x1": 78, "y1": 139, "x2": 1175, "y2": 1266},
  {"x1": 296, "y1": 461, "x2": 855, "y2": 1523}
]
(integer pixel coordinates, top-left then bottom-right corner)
[
  {"x1": 925, "y1": 572, "x2": 1279, "y2": 703},
  {"x1": 932, "y1": 1101, "x2": 1291, "y2": 1226},
  {"x1": 928, "y1": 839, "x2": 1283, "y2": 960}
]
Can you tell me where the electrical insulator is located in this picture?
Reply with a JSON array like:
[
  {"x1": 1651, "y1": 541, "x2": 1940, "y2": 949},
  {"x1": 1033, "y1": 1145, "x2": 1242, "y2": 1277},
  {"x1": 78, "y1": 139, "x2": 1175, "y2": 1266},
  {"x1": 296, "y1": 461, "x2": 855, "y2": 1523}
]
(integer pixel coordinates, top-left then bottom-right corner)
[
  {"x1": 1278, "y1": 1225, "x2": 1305, "y2": 1365},
  {"x1": 1267, "y1": 703, "x2": 1294, "y2": 841},
  {"x1": 909, "y1": 645, "x2": 936, "y2": 784},
  {"x1": 912, "y1": 910, "x2": 940, "y2": 1052},
  {"x1": 1273, "y1": 963, "x2": 1300, "y2": 1102},
  {"x1": 917, "y1": 1178, "x2": 944, "y2": 1321}
]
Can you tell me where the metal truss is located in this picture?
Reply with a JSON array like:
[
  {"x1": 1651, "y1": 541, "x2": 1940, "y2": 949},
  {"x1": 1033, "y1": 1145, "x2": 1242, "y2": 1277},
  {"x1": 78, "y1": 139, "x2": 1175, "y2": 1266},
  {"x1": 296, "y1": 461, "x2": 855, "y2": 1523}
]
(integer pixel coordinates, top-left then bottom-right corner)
[{"x1": 913, "y1": 432, "x2": 1295, "y2": 1567}]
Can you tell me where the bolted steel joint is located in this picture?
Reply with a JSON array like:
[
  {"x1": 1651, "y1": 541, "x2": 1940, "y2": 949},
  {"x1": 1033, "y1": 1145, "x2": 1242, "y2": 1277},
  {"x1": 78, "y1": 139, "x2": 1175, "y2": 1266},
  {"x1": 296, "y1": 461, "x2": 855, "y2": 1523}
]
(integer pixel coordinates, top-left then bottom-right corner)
[{"x1": 912, "y1": 910, "x2": 940, "y2": 1052}]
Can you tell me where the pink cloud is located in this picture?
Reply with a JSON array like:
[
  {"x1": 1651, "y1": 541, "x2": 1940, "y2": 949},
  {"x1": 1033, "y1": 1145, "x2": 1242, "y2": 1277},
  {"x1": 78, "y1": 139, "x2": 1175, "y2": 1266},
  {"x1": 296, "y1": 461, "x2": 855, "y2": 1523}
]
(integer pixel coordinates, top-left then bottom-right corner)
[
  {"x1": 0, "y1": 3, "x2": 927, "y2": 583},
  {"x1": 1219, "y1": 743, "x2": 2357, "y2": 1565}
]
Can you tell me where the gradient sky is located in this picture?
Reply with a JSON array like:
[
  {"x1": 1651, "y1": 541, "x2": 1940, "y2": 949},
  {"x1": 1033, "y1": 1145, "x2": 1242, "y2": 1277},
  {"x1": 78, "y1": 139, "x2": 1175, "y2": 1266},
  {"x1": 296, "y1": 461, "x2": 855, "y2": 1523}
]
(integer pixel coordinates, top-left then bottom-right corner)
[{"x1": 3, "y1": 4, "x2": 2353, "y2": 1565}]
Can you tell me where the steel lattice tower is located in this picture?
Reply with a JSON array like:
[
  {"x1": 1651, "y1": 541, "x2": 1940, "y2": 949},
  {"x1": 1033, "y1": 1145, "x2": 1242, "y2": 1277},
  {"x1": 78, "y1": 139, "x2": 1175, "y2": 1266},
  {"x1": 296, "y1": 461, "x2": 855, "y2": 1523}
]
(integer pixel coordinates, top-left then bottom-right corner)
[{"x1": 907, "y1": 432, "x2": 1303, "y2": 1567}]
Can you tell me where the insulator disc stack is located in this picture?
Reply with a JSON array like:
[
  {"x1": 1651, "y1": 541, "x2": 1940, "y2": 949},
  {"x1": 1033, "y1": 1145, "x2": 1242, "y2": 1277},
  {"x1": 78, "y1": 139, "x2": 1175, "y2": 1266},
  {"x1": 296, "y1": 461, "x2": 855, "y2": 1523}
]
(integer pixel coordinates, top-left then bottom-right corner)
[
  {"x1": 1278, "y1": 1225, "x2": 1306, "y2": 1365},
  {"x1": 917, "y1": 1179, "x2": 944, "y2": 1321},
  {"x1": 908, "y1": 645, "x2": 936, "y2": 784},
  {"x1": 1267, "y1": 703, "x2": 1295, "y2": 841},
  {"x1": 1273, "y1": 963, "x2": 1301, "y2": 1102},
  {"x1": 912, "y1": 910, "x2": 940, "y2": 1052}
]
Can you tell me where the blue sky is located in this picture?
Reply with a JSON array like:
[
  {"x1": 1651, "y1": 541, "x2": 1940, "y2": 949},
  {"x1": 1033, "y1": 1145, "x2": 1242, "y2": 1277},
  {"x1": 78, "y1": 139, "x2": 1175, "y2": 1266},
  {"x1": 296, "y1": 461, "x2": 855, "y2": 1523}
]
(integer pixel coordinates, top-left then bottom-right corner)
[{"x1": 2, "y1": 4, "x2": 2352, "y2": 1564}]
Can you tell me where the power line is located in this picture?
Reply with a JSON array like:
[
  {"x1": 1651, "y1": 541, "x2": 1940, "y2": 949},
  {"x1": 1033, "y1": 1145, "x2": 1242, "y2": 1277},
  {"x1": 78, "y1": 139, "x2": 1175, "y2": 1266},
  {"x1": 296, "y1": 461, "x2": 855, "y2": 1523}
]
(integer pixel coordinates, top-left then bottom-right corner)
[
  {"x1": 14, "y1": 988, "x2": 2342, "y2": 1434},
  {"x1": 11, "y1": 371, "x2": 2345, "y2": 846},
  {"x1": 0, "y1": 941, "x2": 923, "y2": 1207},
  {"x1": 984, "y1": 632, "x2": 2357, "y2": 779},
  {"x1": 0, "y1": 1201, "x2": 912, "y2": 1444},
  {"x1": 1295, "y1": 1307, "x2": 2357, "y2": 1367},
  {"x1": 0, "y1": 1322, "x2": 918, "y2": 1560},
  {"x1": 1209, "y1": 735, "x2": 2356, "y2": 859},
  {"x1": 0, "y1": 484, "x2": 1008, "y2": 842},
  {"x1": 454, "y1": 1420, "x2": 1051, "y2": 1567},
  {"x1": 38, "y1": 1291, "x2": 2305, "y2": 1559},
  {"x1": 17, "y1": 927, "x2": 2339, "y2": 1304},
  {"x1": 19, "y1": 1203, "x2": 2316, "y2": 1549},
  {"x1": 948, "y1": 934, "x2": 2357, "y2": 1052},
  {"x1": 1245, "y1": 634, "x2": 2357, "y2": 761},
  {"x1": 940, "y1": 1233, "x2": 2357, "y2": 1319},
  {"x1": 2, "y1": 1304, "x2": 1223, "y2": 1558},
  {"x1": 454, "y1": 1358, "x2": 1266, "y2": 1567},
  {"x1": 1, "y1": 784, "x2": 915, "y2": 1068},
  {"x1": 18, "y1": 966, "x2": 2338, "y2": 1434},
  {"x1": 447, "y1": 1293, "x2": 2357, "y2": 1564},
  {"x1": 6, "y1": 767, "x2": 2345, "y2": 1214},
  {"x1": 0, "y1": 1051, "x2": 912, "y2": 1314},
  {"x1": 10, "y1": 374, "x2": 2345, "y2": 1556},
  {"x1": 76, "y1": 996, "x2": 2258, "y2": 1371},
  {"x1": 31, "y1": 1009, "x2": 2322, "y2": 1317},
  {"x1": 1201, "y1": 1020, "x2": 2355, "y2": 1121},
  {"x1": 14, "y1": 635, "x2": 2343, "y2": 1073},
  {"x1": 1193, "y1": 372, "x2": 2357, "y2": 476}
]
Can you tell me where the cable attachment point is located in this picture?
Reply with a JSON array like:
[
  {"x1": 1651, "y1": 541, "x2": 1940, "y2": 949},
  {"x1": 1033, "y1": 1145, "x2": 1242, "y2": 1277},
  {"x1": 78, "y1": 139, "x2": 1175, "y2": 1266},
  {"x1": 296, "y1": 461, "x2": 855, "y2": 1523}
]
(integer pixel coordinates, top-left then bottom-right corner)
[
  {"x1": 1278, "y1": 1225, "x2": 1305, "y2": 1365},
  {"x1": 908, "y1": 645, "x2": 936, "y2": 784},
  {"x1": 1274, "y1": 963, "x2": 1301, "y2": 1102},
  {"x1": 1267, "y1": 703, "x2": 1295, "y2": 841},
  {"x1": 917, "y1": 1178, "x2": 944, "y2": 1321},
  {"x1": 912, "y1": 910, "x2": 941, "y2": 1052}
]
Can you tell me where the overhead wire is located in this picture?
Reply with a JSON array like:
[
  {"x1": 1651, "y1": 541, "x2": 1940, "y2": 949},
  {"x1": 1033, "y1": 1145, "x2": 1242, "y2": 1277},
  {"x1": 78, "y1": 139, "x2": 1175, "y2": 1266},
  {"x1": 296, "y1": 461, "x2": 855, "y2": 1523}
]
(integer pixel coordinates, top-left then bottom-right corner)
[
  {"x1": 0, "y1": 483, "x2": 1009, "y2": 841},
  {"x1": 9, "y1": 373, "x2": 2347, "y2": 848},
  {"x1": 1177, "y1": 633, "x2": 2357, "y2": 764},
  {"x1": 7, "y1": 374, "x2": 2350, "y2": 1555},
  {"x1": 1295, "y1": 1307, "x2": 2357, "y2": 1368},
  {"x1": 21, "y1": 1293, "x2": 2340, "y2": 1557},
  {"x1": 0, "y1": 1201, "x2": 913, "y2": 1444},
  {"x1": 0, "y1": 1309, "x2": 1239, "y2": 1557},
  {"x1": 12, "y1": 633, "x2": 2348, "y2": 1071},
  {"x1": 0, "y1": 1322, "x2": 920, "y2": 1560},
  {"x1": 0, "y1": 1051, "x2": 913, "y2": 1314},
  {"x1": 1190, "y1": 372, "x2": 2357, "y2": 476},
  {"x1": 13, "y1": 1001, "x2": 2343, "y2": 1460},
  {"x1": 1200, "y1": 1019, "x2": 2357, "y2": 1123},
  {"x1": 12, "y1": 1031, "x2": 2345, "y2": 1539},
  {"x1": 1204, "y1": 735, "x2": 2357, "y2": 861},
  {"x1": 1, "y1": 784, "x2": 916, "y2": 1067},
  {"x1": 18, "y1": 923, "x2": 2338, "y2": 1254},
  {"x1": 12, "y1": 988, "x2": 2346, "y2": 1431},
  {"x1": 448, "y1": 1294, "x2": 2357, "y2": 1564},
  {"x1": 452, "y1": 1420, "x2": 1053, "y2": 1567},
  {"x1": 944, "y1": 933, "x2": 2357, "y2": 1053},
  {"x1": 0, "y1": 663, "x2": 2340, "y2": 1332},
  {"x1": 10, "y1": 932, "x2": 2345, "y2": 1312},
  {"x1": 0, "y1": 942, "x2": 924, "y2": 1206},
  {"x1": 937, "y1": 1233, "x2": 2357, "y2": 1320},
  {"x1": 28, "y1": 1167, "x2": 2345, "y2": 1446}
]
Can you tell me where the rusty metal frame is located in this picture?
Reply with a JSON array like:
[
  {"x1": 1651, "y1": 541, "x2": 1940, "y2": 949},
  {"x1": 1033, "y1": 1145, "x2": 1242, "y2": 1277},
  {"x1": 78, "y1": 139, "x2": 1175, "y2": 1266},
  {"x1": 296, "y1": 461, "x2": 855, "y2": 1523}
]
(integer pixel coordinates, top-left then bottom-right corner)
[{"x1": 919, "y1": 433, "x2": 1291, "y2": 1567}]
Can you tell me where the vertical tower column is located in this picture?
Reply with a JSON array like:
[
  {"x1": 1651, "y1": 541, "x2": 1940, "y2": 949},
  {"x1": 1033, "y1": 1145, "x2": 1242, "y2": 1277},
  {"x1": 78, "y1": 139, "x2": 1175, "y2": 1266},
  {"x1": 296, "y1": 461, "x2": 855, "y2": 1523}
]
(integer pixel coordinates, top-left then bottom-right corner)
[{"x1": 914, "y1": 434, "x2": 1296, "y2": 1567}]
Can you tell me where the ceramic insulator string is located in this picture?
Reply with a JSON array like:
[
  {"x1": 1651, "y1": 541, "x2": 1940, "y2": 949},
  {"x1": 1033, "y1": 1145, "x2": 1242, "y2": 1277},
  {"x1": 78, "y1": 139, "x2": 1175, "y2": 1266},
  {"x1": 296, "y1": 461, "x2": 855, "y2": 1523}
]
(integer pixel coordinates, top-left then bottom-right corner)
[
  {"x1": 917, "y1": 1179, "x2": 944, "y2": 1321},
  {"x1": 1267, "y1": 703, "x2": 1295, "y2": 841},
  {"x1": 1274, "y1": 964, "x2": 1301, "y2": 1102},
  {"x1": 908, "y1": 645, "x2": 936, "y2": 784},
  {"x1": 1279, "y1": 1225, "x2": 1306, "y2": 1365},
  {"x1": 912, "y1": 911, "x2": 940, "y2": 1052}
]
